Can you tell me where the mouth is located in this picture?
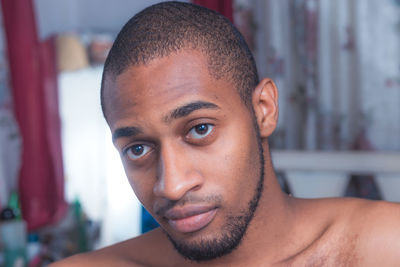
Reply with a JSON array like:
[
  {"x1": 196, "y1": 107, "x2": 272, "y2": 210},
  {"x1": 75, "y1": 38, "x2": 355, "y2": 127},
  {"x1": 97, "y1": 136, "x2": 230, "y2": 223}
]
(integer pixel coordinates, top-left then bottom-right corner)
[{"x1": 164, "y1": 206, "x2": 218, "y2": 234}]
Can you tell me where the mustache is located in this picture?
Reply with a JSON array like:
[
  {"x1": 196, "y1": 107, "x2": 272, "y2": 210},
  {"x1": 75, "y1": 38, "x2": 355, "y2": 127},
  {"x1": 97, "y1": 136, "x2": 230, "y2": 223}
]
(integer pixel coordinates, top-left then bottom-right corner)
[{"x1": 154, "y1": 195, "x2": 222, "y2": 217}]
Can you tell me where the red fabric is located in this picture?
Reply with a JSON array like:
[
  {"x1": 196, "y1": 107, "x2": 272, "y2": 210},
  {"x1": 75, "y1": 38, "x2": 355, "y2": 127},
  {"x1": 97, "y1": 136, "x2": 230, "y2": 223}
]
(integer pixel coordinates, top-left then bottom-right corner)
[
  {"x1": 1, "y1": 0, "x2": 67, "y2": 230},
  {"x1": 193, "y1": 0, "x2": 234, "y2": 23}
]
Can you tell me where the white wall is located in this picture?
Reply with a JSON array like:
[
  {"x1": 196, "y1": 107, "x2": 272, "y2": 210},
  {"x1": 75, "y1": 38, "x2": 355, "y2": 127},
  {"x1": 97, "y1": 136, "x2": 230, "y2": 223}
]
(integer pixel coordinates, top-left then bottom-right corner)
[{"x1": 59, "y1": 67, "x2": 141, "y2": 247}]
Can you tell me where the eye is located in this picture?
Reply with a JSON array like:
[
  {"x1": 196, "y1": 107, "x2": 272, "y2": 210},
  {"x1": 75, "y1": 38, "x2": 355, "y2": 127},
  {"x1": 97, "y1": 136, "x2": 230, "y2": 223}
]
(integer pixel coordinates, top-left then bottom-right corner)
[
  {"x1": 187, "y1": 123, "x2": 214, "y2": 139},
  {"x1": 125, "y1": 144, "x2": 151, "y2": 160}
]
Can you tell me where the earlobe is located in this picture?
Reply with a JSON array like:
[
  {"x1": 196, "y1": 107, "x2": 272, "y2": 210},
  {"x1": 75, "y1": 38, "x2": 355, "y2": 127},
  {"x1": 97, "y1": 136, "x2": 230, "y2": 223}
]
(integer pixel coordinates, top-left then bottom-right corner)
[{"x1": 252, "y1": 78, "x2": 279, "y2": 138}]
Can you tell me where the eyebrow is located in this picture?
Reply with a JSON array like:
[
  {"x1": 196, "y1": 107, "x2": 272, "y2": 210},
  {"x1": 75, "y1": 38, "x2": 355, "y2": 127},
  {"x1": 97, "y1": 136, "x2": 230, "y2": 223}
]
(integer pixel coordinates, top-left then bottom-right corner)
[
  {"x1": 112, "y1": 100, "x2": 219, "y2": 142},
  {"x1": 164, "y1": 100, "x2": 219, "y2": 123},
  {"x1": 112, "y1": 126, "x2": 143, "y2": 142}
]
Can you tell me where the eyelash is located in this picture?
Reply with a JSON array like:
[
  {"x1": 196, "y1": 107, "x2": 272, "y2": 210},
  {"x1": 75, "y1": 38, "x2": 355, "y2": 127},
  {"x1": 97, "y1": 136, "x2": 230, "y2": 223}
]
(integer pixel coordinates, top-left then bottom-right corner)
[
  {"x1": 123, "y1": 123, "x2": 216, "y2": 161},
  {"x1": 185, "y1": 123, "x2": 215, "y2": 142},
  {"x1": 124, "y1": 144, "x2": 152, "y2": 160}
]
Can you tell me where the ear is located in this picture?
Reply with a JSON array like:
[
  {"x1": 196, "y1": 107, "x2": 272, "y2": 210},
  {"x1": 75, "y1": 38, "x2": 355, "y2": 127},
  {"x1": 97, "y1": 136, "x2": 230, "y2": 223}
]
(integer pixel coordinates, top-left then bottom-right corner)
[{"x1": 252, "y1": 78, "x2": 279, "y2": 138}]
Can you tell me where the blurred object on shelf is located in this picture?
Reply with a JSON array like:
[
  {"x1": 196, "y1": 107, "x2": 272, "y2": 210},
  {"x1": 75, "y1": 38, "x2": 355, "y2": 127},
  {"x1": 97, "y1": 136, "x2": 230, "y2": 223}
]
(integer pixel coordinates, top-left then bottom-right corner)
[
  {"x1": 0, "y1": 199, "x2": 100, "y2": 267},
  {"x1": 88, "y1": 34, "x2": 113, "y2": 65},
  {"x1": 56, "y1": 34, "x2": 89, "y2": 72},
  {"x1": 0, "y1": 110, "x2": 21, "y2": 209},
  {"x1": 141, "y1": 206, "x2": 158, "y2": 234},
  {"x1": 345, "y1": 175, "x2": 381, "y2": 200},
  {"x1": 35, "y1": 201, "x2": 100, "y2": 265},
  {"x1": 0, "y1": 202, "x2": 28, "y2": 267}
]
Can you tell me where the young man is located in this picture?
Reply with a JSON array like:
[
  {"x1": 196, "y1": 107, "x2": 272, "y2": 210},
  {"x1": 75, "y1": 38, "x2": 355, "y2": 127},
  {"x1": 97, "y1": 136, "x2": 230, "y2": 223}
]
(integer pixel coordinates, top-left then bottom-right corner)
[{"x1": 53, "y1": 2, "x2": 400, "y2": 266}]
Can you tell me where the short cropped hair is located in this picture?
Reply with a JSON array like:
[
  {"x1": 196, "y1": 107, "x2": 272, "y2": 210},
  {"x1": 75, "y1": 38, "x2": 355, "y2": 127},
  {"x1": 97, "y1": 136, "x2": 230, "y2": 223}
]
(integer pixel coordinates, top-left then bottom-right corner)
[{"x1": 101, "y1": 1, "x2": 259, "y2": 118}]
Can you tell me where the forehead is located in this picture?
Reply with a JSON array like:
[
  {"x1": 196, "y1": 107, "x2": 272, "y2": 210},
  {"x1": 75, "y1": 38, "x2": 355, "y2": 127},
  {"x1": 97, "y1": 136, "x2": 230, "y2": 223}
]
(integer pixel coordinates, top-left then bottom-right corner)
[{"x1": 103, "y1": 49, "x2": 244, "y2": 129}]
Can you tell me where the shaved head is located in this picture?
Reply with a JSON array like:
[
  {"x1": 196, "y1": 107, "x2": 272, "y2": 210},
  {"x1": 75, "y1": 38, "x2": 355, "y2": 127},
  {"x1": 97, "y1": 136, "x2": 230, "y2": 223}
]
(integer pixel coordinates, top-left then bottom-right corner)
[{"x1": 101, "y1": 1, "x2": 259, "y2": 118}]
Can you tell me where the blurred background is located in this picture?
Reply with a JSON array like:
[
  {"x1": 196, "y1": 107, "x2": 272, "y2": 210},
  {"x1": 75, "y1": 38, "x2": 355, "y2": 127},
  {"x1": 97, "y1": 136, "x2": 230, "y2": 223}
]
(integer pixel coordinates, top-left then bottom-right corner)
[{"x1": 0, "y1": 0, "x2": 399, "y2": 266}]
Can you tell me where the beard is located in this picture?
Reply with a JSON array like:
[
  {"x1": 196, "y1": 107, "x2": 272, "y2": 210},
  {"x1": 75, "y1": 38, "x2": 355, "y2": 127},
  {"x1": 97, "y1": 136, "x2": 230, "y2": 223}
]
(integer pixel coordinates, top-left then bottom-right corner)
[{"x1": 166, "y1": 123, "x2": 265, "y2": 262}]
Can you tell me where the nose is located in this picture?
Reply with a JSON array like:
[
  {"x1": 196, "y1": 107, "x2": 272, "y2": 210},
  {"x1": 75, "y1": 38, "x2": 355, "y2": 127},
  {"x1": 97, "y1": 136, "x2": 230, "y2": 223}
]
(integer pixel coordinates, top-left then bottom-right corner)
[{"x1": 153, "y1": 142, "x2": 203, "y2": 200}]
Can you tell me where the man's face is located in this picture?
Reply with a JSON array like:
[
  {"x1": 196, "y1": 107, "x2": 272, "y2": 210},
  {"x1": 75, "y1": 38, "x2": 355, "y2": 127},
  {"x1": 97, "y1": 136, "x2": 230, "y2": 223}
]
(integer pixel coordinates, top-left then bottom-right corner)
[{"x1": 104, "y1": 49, "x2": 264, "y2": 261}]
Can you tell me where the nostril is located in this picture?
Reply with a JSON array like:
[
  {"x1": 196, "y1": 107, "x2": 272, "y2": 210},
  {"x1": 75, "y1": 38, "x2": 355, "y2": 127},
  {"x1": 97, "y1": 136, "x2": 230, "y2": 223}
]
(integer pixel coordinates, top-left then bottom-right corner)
[{"x1": 192, "y1": 185, "x2": 202, "y2": 191}]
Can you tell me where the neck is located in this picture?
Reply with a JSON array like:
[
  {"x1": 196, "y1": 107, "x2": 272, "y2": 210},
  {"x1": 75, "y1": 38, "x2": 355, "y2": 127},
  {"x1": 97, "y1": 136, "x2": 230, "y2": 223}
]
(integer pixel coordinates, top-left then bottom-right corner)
[{"x1": 239, "y1": 150, "x2": 296, "y2": 262}]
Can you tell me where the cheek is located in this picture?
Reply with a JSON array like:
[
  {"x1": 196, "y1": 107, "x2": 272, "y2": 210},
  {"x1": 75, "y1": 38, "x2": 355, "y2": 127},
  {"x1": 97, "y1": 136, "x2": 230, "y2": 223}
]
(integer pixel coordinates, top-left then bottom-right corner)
[
  {"x1": 200, "y1": 124, "x2": 260, "y2": 203},
  {"x1": 122, "y1": 162, "x2": 156, "y2": 210}
]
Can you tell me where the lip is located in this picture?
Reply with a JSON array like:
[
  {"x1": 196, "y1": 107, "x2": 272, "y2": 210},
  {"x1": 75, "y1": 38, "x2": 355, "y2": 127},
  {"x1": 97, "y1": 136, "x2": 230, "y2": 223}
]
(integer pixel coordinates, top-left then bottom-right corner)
[{"x1": 165, "y1": 206, "x2": 218, "y2": 233}]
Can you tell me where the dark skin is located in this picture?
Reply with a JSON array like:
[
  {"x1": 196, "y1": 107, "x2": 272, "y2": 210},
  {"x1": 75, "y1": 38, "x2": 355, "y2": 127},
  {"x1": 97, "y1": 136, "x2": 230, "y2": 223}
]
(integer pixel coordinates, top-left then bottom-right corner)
[{"x1": 52, "y1": 49, "x2": 400, "y2": 267}]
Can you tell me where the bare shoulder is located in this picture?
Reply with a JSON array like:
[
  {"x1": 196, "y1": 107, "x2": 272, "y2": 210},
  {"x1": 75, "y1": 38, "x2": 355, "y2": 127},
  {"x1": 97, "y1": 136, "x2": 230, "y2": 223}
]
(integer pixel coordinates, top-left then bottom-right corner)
[
  {"x1": 348, "y1": 199, "x2": 400, "y2": 266},
  {"x1": 50, "y1": 228, "x2": 176, "y2": 267},
  {"x1": 293, "y1": 197, "x2": 400, "y2": 266}
]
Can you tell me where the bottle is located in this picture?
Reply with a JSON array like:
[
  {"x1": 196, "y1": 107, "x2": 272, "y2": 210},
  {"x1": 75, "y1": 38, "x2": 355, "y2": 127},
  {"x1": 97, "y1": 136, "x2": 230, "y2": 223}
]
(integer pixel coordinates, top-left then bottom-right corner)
[{"x1": 0, "y1": 198, "x2": 27, "y2": 267}]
